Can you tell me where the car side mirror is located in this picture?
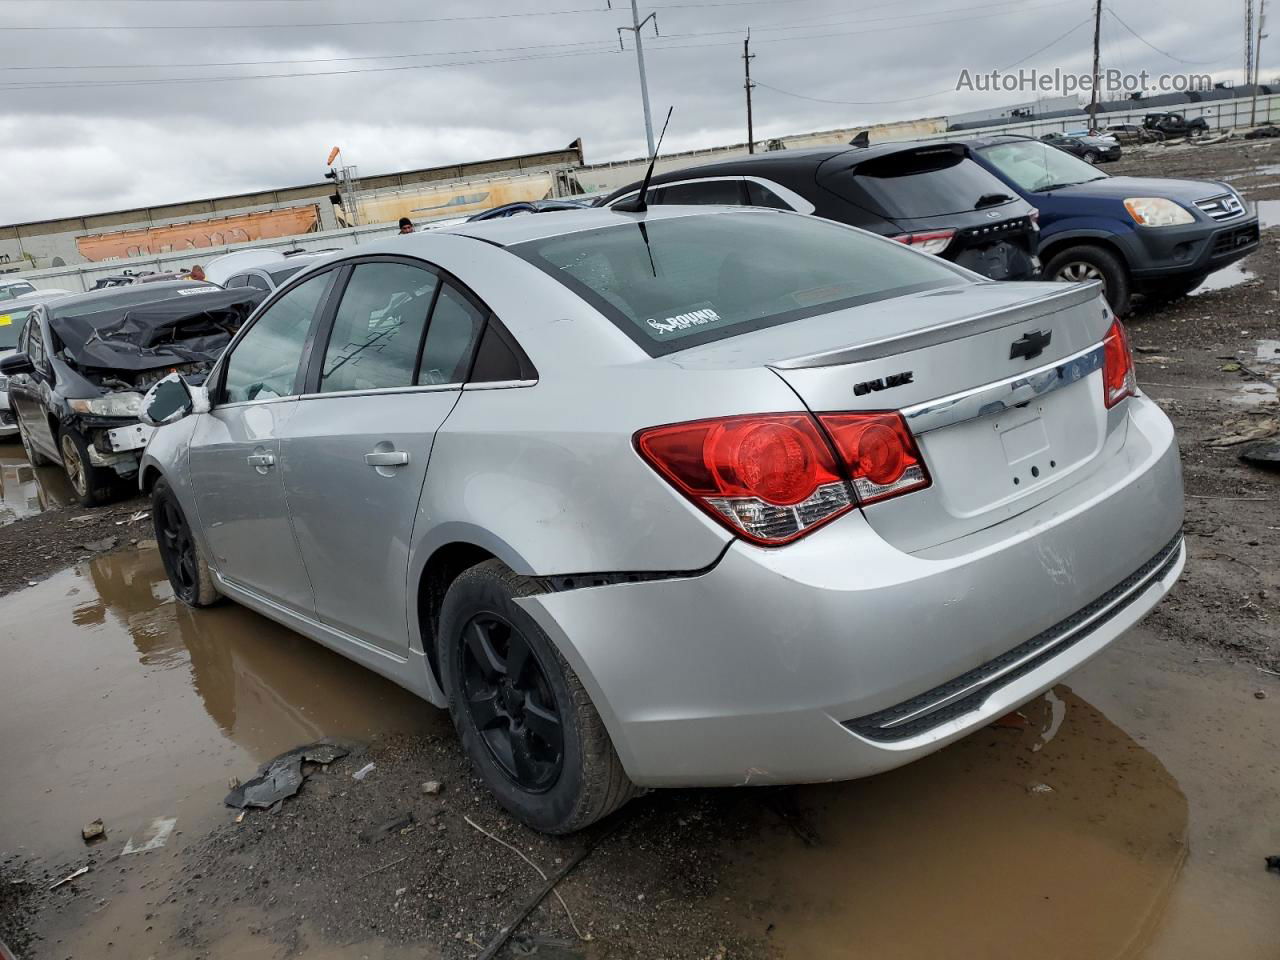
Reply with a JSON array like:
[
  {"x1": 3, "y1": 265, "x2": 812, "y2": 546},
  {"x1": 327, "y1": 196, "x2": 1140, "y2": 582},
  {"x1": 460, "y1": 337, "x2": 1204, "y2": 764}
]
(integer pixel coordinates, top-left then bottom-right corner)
[
  {"x1": 0, "y1": 352, "x2": 35, "y2": 376},
  {"x1": 139, "y1": 373, "x2": 209, "y2": 427}
]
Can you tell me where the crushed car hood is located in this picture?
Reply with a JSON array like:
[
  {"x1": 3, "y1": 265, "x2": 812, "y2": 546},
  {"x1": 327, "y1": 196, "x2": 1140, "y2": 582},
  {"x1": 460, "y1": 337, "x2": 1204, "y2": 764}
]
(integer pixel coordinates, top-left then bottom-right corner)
[{"x1": 49, "y1": 288, "x2": 267, "y2": 372}]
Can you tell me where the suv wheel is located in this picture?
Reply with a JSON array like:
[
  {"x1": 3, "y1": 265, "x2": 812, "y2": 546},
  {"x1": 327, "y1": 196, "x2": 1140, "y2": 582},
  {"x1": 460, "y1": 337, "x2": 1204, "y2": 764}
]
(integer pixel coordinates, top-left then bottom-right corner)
[
  {"x1": 1045, "y1": 244, "x2": 1131, "y2": 315},
  {"x1": 438, "y1": 559, "x2": 638, "y2": 834},
  {"x1": 153, "y1": 478, "x2": 220, "y2": 606},
  {"x1": 1083, "y1": 150, "x2": 1099, "y2": 163},
  {"x1": 59, "y1": 427, "x2": 117, "y2": 507}
]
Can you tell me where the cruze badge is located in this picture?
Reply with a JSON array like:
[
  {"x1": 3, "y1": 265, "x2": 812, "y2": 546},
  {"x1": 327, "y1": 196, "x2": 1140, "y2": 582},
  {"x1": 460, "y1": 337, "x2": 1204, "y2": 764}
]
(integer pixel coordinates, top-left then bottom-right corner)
[{"x1": 854, "y1": 371, "x2": 914, "y2": 396}]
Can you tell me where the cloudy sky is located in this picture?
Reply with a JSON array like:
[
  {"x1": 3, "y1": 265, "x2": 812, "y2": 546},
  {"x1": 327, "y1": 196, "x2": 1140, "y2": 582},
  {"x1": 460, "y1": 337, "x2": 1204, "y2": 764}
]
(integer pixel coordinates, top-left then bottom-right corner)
[{"x1": 0, "y1": 0, "x2": 1250, "y2": 223}]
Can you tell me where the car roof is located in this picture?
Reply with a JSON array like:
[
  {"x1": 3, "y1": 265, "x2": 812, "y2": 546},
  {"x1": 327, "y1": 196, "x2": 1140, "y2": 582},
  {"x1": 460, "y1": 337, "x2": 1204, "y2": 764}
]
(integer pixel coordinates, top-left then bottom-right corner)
[
  {"x1": 433, "y1": 205, "x2": 757, "y2": 247},
  {"x1": 46, "y1": 280, "x2": 216, "y2": 315},
  {"x1": 0, "y1": 288, "x2": 72, "y2": 309}
]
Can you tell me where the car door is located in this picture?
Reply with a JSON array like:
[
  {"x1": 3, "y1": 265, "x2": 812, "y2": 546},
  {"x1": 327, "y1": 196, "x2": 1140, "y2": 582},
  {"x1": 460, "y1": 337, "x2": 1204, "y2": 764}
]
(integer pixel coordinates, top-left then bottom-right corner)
[
  {"x1": 187, "y1": 268, "x2": 338, "y2": 613},
  {"x1": 10, "y1": 315, "x2": 58, "y2": 460},
  {"x1": 279, "y1": 256, "x2": 486, "y2": 655}
]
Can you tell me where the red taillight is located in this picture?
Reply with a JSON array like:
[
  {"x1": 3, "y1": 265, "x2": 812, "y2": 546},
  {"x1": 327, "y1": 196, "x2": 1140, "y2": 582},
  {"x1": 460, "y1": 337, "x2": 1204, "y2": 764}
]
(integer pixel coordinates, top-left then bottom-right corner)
[
  {"x1": 817, "y1": 413, "x2": 931, "y2": 504},
  {"x1": 1102, "y1": 317, "x2": 1137, "y2": 408},
  {"x1": 891, "y1": 229, "x2": 956, "y2": 256},
  {"x1": 635, "y1": 412, "x2": 929, "y2": 545}
]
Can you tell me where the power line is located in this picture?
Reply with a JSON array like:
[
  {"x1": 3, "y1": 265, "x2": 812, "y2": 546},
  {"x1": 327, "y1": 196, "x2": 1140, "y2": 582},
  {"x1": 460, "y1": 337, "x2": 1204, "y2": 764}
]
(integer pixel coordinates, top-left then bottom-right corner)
[
  {"x1": 1103, "y1": 6, "x2": 1220, "y2": 65},
  {"x1": 750, "y1": 15, "x2": 1094, "y2": 106},
  {"x1": 0, "y1": 39, "x2": 620, "y2": 72},
  {"x1": 0, "y1": 0, "x2": 809, "y2": 28}
]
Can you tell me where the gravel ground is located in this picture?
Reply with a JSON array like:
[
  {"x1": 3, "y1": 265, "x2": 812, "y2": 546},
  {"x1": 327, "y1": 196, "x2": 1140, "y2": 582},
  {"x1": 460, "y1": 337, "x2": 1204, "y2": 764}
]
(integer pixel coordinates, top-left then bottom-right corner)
[{"x1": 2, "y1": 137, "x2": 1278, "y2": 959}]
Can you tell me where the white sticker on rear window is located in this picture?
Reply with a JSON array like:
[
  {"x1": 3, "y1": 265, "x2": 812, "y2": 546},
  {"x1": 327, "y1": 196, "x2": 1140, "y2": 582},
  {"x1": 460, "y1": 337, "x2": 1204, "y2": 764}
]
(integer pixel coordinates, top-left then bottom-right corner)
[
  {"x1": 176, "y1": 287, "x2": 218, "y2": 296},
  {"x1": 646, "y1": 305, "x2": 721, "y2": 336}
]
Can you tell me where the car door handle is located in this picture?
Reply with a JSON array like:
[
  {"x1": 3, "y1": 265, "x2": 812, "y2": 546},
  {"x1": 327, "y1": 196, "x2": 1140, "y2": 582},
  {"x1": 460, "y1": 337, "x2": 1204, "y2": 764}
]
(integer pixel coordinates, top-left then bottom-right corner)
[
  {"x1": 364, "y1": 450, "x2": 410, "y2": 467},
  {"x1": 246, "y1": 453, "x2": 276, "y2": 468}
]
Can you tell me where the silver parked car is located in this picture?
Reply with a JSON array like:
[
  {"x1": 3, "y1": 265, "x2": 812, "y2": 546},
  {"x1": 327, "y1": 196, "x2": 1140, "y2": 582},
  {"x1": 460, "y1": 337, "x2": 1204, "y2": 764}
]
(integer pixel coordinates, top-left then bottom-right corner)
[{"x1": 138, "y1": 207, "x2": 1185, "y2": 833}]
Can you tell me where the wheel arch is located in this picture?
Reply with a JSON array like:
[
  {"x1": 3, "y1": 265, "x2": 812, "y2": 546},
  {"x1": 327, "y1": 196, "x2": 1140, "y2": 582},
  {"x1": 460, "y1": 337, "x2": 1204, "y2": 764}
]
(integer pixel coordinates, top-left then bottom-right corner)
[{"x1": 1038, "y1": 230, "x2": 1130, "y2": 272}]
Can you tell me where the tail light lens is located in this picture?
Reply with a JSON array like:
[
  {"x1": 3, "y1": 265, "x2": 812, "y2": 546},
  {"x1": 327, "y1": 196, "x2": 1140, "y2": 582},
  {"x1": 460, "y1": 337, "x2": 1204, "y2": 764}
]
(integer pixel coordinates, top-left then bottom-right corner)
[
  {"x1": 635, "y1": 412, "x2": 929, "y2": 546},
  {"x1": 891, "y1": 229, "x2": 956, "y2": 256},
  {"x1": 1101, "y1": 317, "x2": 1137, "y2": 408}
]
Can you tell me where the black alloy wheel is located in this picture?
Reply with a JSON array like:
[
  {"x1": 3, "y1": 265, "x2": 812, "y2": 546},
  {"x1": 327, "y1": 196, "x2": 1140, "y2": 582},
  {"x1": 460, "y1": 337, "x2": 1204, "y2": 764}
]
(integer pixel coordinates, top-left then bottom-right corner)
[
  {"x1": 459, "y1": 612, "x2": 565, "y2": 792},
  {"x1": 156, "y1": 492, "x2": 200, "y2": 604}
]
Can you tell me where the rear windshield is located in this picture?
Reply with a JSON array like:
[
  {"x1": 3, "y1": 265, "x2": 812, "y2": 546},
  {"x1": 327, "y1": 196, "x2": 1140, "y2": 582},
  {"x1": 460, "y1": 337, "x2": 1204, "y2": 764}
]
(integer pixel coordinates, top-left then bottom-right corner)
[
  {"x1": 847, "y1": 146, "x2": 1016, "y2": 219},
  {"x1": 511, "y1": 211, "x2": 964, "y2": 356},
  {"x1": 0, "y1": 306, "x2": 31, "y2": 349},
  {"x1": 0, "y1": 282, "x2": 36, "y2": 302}
]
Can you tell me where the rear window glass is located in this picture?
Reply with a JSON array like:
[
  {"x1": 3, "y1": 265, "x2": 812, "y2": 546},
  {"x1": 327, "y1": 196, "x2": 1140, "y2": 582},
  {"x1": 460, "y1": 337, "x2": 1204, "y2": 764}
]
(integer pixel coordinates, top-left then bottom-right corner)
[
  {"x1": 848, "y1": 147, "x2": 1015, "y2": 219},
  {"x1": 512, "y1": 211, "x2": 963, "y2": 357},
  {"x1": 0, "y1": 282, "x2": 36, "y2": 302}
]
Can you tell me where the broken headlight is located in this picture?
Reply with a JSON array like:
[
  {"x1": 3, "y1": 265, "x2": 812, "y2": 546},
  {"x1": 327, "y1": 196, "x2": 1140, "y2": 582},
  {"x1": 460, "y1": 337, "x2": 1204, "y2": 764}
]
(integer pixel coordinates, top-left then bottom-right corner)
[{"x1": 69, "y1": 392, "x2": 144, "y2": 418}]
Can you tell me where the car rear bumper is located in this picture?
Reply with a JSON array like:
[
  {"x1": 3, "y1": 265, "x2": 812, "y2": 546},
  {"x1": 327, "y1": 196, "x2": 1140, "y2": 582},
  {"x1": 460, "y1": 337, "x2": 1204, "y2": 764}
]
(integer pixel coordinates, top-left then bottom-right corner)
[{"x1": 519, "y1": 394, "x2": 1183, "y2": 787}]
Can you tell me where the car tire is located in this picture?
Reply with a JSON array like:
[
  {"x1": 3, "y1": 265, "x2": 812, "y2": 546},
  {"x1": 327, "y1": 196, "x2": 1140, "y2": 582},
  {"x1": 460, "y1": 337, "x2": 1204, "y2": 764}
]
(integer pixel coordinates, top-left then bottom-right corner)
[
  {"x1": 1083, "y1": 150, "x2": 1099, "y2": 164},
  {"x1": 1045, "y1": 244, "x2": 1131, "y2": 315},
  {"x1": 438, "y1": 559, "x2": 638, "y2": 834},
  {"x1": 18, "y1": 420, "x2": 53, "y2": 467},
  {"x1": 152, "y1": 477, "x2": 220, "y2": 607},
  {"x1": 58, "y1": 427, "x2": 117, "y2": 507}
]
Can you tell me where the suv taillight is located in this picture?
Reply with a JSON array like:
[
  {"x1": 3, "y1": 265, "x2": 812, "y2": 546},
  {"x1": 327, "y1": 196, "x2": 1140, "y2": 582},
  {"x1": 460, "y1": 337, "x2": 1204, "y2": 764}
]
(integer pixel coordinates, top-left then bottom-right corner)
[
  {"x1": 891, "y1": 229, "x2": 956, "y2": 256},
  {"x1": 635, "y1": 412, "x2": 930, "y2": 546},
  {"x1": 1102, "y1": 317, "x2": 1137, "y2": 408}
]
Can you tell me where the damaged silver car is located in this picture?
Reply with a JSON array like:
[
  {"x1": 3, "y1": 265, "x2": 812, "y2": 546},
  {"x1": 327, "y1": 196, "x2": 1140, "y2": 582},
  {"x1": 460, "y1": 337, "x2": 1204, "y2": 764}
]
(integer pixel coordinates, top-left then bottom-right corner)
[{"x1": 0, "y1": 281, "x2": 264, "y2": 505}]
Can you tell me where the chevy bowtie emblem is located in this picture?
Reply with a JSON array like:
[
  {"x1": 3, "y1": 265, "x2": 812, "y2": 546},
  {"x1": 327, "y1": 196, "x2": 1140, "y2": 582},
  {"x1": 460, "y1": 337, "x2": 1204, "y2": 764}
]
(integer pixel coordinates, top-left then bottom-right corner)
[{"x1": 1009, "y1": 329, "x2": 1052, "y2": 361}]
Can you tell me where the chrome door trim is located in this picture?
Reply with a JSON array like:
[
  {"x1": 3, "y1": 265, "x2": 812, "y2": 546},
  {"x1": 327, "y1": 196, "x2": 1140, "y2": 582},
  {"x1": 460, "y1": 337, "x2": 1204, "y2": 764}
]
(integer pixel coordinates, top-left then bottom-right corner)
[
  {"x1": 461, "y1": 379, "x2": 538, "y2": 391},
  {"x1": 901, "y1": 342, "x2": 1105, "y2": 435},
  {"x1": 296, "y1": 383, "x2": 463, "y2": 401}
]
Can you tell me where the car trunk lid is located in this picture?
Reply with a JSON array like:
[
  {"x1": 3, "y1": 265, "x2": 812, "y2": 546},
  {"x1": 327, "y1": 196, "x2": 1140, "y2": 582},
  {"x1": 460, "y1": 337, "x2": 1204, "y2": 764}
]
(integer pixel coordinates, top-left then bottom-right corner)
[{"x1": 670, "y1": 280, "x2": 1118, "y2": 551}]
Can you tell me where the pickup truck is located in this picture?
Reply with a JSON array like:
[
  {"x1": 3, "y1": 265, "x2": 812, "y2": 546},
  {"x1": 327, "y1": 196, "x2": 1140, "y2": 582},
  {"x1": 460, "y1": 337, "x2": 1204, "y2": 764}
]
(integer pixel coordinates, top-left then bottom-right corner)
[{"x1": 1143, "y1": 113, "x2": 1211, "y2": 139}]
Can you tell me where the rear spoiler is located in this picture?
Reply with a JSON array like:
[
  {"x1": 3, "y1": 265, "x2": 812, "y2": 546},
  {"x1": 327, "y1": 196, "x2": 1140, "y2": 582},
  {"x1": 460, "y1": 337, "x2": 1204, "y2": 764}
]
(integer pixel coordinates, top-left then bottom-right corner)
[{"x1": 770, "y1": 281, "x2": 1106, "y2": 370}]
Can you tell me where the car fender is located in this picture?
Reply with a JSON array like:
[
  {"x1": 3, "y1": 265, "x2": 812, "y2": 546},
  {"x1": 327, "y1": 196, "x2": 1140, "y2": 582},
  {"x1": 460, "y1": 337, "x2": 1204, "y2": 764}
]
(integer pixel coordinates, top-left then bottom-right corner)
[
  {"x1": 1036, "y1": 222, "x2": 1137, "y2": 266},
  {"x1": 137, "y1": 417, "x2": 210, "y2": 555}
]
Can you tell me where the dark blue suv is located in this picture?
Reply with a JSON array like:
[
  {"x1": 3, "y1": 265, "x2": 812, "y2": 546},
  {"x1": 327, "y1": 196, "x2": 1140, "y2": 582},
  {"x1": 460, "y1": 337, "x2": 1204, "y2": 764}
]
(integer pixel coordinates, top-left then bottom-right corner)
[{"x1": 966, "y1": 134, "x2": 1260, "y2": 313}]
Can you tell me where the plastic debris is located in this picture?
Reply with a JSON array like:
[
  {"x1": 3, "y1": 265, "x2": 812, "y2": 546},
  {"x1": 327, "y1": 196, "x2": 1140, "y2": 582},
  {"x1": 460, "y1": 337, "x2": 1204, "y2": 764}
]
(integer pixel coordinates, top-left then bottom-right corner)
[
  {"x1": 81, "y1": 818, "x2": 105, "y2": 844},
  {"x1": 1239, "y1": 439, "x2": 1280, "y2": 470},
  {"x1": 422, "y1": 780, "x2": 443, "y2": 796},
  {"x1": 79, "y1": 537, "x2": 118, "y2": 553},
  {"x1": 1027, "y1": 783, "x2": 1055, "y2": 794},
  {"x1": 359, "y1": 812, "x2": 415, "y2": 843},
  {"x1": 49, "y1": 866, "x2": 89, "y2": 890},
  {"x1": 224, "y1": 739, "x2": 353, "y2": 809},
  {"x1": 122, "y1": 817, "x2": 177, "y2": 855},
  {"x1": 352, "y1": 762, "x2": 376, "y2": 781}
]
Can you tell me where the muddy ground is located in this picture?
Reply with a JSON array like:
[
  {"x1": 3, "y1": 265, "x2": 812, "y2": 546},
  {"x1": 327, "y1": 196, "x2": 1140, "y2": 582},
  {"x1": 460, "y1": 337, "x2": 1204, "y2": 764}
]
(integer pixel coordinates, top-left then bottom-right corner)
[{"x1": 1, "y1": 138, "x2": 1279, "y2": 960}]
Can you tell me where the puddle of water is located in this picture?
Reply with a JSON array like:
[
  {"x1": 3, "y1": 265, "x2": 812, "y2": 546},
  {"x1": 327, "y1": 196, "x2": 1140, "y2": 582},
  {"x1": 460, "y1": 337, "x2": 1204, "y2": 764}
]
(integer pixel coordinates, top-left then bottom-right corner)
[
  {"x1": 1255, "y1": 198, "x2": 1280, "y2": 229},
  {"x1": 0, "y1": 545, "x2": 445, "y2": 859},
  {"x1": 0, "y1": 446, "x2": 75, "y2": 524},
  {"x1": 1191, "y1": 261, "x2": 1256, "y2": 295},
  {"x1": 726, "y1": 687, "x2": 1188, "y2": 959}
]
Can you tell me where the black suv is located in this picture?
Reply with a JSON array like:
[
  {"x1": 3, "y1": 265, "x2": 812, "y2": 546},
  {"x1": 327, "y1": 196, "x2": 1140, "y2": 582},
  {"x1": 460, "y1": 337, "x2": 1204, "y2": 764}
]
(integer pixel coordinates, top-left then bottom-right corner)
[{"x1": 598, "y1": 141, "x2": 1042, "y2": 281}]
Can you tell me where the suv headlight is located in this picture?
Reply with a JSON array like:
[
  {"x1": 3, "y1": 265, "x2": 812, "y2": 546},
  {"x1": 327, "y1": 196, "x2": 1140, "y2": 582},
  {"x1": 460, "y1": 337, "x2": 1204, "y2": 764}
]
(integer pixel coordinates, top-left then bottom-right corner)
[
  {"x1": 1124, "y1": 197, "x2": 1195, "y2": 227},
  {"x1": 68, "y1": 392, "x2": 144, "y2": 417}
]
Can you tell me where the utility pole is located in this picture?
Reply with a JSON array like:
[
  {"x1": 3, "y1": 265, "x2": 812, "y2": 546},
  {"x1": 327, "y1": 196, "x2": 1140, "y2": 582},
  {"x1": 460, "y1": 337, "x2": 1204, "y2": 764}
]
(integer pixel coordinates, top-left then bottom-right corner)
[
  {"x1": 1253, "y1": 0, "x2": 1268, "y2": 125},
  {"x1": 618, "y1": 0, "x2": 658, "y2": 156},
  {"x1": 743, "y1": 29, "x2": 756, "y2": 153},
  {"x1": 1247, "y1": 0, "x2": 1256, "y2": 91},
  {"x1": 1088, "y1": 0, "x2": 1102, "y2": 133}
]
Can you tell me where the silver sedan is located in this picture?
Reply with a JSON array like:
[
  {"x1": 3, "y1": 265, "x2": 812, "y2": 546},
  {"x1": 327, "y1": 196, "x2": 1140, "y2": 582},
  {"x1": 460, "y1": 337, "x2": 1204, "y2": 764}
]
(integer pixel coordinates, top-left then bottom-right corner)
[{"x1": 138, "y1": 207, "x2": 1184, "y2": 833}]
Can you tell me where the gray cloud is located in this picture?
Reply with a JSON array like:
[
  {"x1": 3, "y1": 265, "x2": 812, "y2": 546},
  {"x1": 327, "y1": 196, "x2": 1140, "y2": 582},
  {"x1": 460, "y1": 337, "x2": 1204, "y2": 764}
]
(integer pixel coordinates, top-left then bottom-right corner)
[{"x1": 0, "y1": 0, "x2": 1245, "y2": 222}]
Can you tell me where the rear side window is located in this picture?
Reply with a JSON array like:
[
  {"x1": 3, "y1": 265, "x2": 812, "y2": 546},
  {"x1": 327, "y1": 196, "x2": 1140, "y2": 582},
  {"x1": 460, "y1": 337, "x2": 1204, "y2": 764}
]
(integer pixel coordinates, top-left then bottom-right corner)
[
  {"x1": 844, "y1": 146, "x2": 1015, "y2": 218},
  {"x1": 513, "y1": 211, "x2": 963, "y2": 357},
  {"x1": 653, "y1": 179, "x2": 746, "y2": 206},
  {"x1": 246, "y1": 275, "x2": 271, "y2": 292},
  {"x1": 0, "y1": 306, "x2": 32, "y2": 350},
  {"x1": 319, "y1": 262, "x2": 438, "y2": 393},
  {"x1": 746, "y1": 181, "x2": 793, "y2": 209},
  {"x1": 417, "y1": 284, "x2": 484, "y2": 385}
]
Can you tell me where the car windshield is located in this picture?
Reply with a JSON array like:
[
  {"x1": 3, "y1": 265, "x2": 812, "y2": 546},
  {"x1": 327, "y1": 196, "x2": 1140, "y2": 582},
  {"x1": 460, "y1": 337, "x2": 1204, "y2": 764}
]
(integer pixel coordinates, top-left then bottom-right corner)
[
  {"x1": 978, "y1": 140, "x2": 1107, "y2": 193},
  {"x1": 0, "y1": 305, "x2": 31, "y2": 349},
  {"x1": 0, "y1": 282, "x2": 36, "y2": 302},
  {"x1": 512, "y1": 211, "x2": 965, "y2": 357}
]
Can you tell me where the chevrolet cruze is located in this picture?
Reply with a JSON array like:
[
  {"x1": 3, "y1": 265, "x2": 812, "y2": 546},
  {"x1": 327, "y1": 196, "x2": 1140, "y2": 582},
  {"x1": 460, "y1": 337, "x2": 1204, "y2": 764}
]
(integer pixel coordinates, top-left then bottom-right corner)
[{"x1": 138, "y1": 207, "x2": 1185, "y2": 833}]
